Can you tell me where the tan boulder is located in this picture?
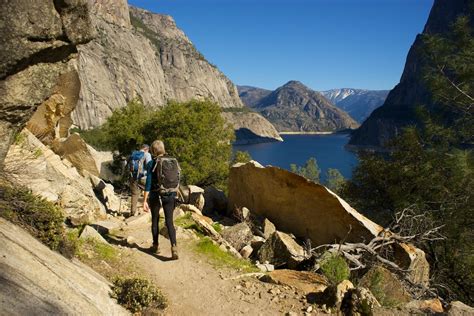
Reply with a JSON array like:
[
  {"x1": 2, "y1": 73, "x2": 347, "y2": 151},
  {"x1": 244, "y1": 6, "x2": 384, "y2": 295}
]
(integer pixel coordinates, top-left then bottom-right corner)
[
  {"x1": 80, "y1": 225, "x2": 108, "y2": 244},
  {"x1": 239, "y1": 245, "x2": 253, "y2": 259},
  {"x1": 260, "y1": 269, "x2": 328, "y2": 294},
  {"x1": 228, "y1": 161, "x2": 430, "y2": 286},
  {"x1": 228, "y1": 161, "x2": 383, "y2": 246},
  {"x1": 4, "y1": 130, "x2": 106, "y2": 225},
  {"x1": 179, "y1": 185, "x2": 205, "y2": 211}
]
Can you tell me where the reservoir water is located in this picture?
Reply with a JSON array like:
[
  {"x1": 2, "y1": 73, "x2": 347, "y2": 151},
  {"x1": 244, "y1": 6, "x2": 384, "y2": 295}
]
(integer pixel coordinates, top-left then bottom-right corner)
[{"x1": 233, "y1": 134, "x2": 358, "y2": 182}]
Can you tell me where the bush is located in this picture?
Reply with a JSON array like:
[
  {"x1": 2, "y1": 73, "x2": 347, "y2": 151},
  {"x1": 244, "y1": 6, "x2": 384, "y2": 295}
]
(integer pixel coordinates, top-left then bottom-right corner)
[
  {"x1": 232, "y1": 150, "x2": 252, "y2": 164},
  {"x1": 0, "y1": 184, "x2": 82, "y2": 257},
  {"x1": 70, "y1": 127, "x2": 111, "y2": 151},
  {"x1": 290, "y1": 157, "x2": 321, "y2": 183},
  {"x1": 319, "y1": 252, "x2": 350, "y2": 285},
  {"x1": 111, "y1": 277, "x2": 167, "y2": 313},
  {"x1": 145, "y1": 99, "x2": 234, "y2": 189},
  {"x1": 0, "y1": 185, "x2": 64, "y2": 250},
  {"x1": 325, "y1": 168, "x2": 345, "y2": 194}
]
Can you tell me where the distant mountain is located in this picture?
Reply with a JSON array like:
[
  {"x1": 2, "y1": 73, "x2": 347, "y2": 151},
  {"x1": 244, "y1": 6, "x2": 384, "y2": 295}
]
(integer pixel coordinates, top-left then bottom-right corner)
[
  {"x1": 349, "y1": 0, "x2": 474, "y2": 149},
  {"x1": 321, "y1": 89, "x2": 389, "y2": 123},
  {"x1": 237, "y1": 86, "x2": 272, "y2": 108},
  {"x1": 239, "y1": 81, "x2": 359, "y2": 132}
]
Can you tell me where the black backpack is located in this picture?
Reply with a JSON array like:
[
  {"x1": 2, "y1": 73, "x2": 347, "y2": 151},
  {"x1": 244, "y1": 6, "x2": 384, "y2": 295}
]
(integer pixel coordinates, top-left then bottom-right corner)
[{"x1": 152, "y1": 156, "x2": 181, "y2": 194}]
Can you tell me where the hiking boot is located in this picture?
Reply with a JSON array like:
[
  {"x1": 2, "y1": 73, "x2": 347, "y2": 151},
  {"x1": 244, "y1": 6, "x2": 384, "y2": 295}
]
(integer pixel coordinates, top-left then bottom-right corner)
[
  {"x1": 171, "y1": 246, "x2": 179, "y2": 260},
  {"x1": 150, "y1": 244, "x2": 160, "y2": 255}
]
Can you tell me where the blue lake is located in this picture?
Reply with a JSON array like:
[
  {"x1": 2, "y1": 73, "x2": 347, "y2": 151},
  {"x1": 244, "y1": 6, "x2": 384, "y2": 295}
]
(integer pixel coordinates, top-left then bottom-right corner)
[{"x1": 233, "y1": 134, "x2": 358, "y2": 182}]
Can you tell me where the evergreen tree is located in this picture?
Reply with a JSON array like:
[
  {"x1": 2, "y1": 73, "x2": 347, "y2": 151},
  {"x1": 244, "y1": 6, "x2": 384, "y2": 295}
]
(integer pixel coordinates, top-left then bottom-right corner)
[{"x1": 290, "y1": 157, "x2": 321, "y2": 183}]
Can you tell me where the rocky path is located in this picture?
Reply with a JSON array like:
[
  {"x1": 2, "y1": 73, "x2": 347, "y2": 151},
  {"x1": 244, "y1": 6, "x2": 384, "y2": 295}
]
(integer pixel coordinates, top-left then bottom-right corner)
[{"x1": 113, "y1": 218, "x2": 314, "y2": 316}]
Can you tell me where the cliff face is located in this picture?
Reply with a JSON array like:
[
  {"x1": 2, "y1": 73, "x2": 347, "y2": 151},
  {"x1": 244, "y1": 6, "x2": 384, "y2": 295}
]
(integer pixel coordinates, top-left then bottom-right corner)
[
  {"x1": 73, "y1": 1, "x2": 280, "y2": 143},
  {"x1": 245, "y1": 81, "x2": 359, "y2": 132},
  {"x1": 349, "y1": 0, "x2": 473, "y2": 148},
  {"x1": 0, "y1": 0, "x2": 95, "y2": 164}
]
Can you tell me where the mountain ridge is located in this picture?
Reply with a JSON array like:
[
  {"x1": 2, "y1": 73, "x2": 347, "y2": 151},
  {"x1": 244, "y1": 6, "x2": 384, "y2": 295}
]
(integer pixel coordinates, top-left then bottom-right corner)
[{"x1": 238, "y1": 81, "x2": 359, "y2": 132}]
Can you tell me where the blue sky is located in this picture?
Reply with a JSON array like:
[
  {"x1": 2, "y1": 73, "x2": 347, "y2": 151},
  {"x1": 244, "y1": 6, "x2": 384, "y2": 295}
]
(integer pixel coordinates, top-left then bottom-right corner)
[{"x1": 128, "y1": 0, "x2": 434, "y2": 91}]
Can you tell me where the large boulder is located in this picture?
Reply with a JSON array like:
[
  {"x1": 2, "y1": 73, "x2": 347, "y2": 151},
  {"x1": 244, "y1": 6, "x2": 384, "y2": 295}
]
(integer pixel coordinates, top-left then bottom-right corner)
[
  {"x1": 258, "y1": 231, "x2": 306, "y2": 268},
  {"x1": 221, "y1": 222, "x2": 254, "y2": 251},
  {"x1": 228, "y1": 161, "x2": 383, "y2": 246},
  {"x1": 88, "y1": 173, "x2": 122, "y2": 213},
  {"x1": 228, "y1": 161, "x2": 430, "y2": 285},
  {"x1": 4, "y1": 130, "x2": 106, "y2": 225},
  {"x1": 0, "y1": 218, "x2": 127, "y2": 315},
  {"x1": 0, "y1": 0, "x2": 95, "y2": 164}
]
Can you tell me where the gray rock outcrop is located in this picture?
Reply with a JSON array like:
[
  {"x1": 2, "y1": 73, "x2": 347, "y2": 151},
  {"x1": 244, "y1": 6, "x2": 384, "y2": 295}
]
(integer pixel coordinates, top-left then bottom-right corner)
[
  {"x1": 72, "y1": 2, "x2": 281, "y2": 144},
  {"x1": 4, "y1": 130, "x2": 106, "y2": 225},
  {"x1": 0, "y1": 0, "x2": 95, "y2": 165},
  {"x1": 0, "y1": 218, "x2": 128, "y2": 315}
]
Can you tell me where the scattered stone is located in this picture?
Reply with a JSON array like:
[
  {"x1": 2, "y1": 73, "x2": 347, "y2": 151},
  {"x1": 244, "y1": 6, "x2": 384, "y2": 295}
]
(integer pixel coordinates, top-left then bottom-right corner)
[
  {"x1": 221, "y1": 222, "x2": 253, "y2": 251},
  {"x1": 260, "y1": 269, "x2": 328, "y2": 295},
  {"x1": 250, "y1": 236, "x2": 266, "y2": 252},
  {"x1": 203, "y1": 186, "x2": 228, "y2": 215},
  {"x1": 126, "y1": 236, "x2": 136, "y2": 246},
  {"x1": 306, "y1": 305, "x2": 313, "y2": 313},
  {"x1": 179, "y1": 185, "x2": 205, "y2": 211},
  {"x1": 79, "y1": 225, "x2": 108, "y2": 244},
  {"x1": 241, "y1": 207, "x2": 250, "y2": 220},
  {"x1": 258, "y1": 231, "x2": 306, "y2": 269},
  {"x1": 262, "y1": 218, "x2": 276, "y2": 239},
  {"x1": 256, "y1": 263, "x2": 275, "y2": 272},
  {"x1": 179, "y1": 204, "x2": 202, "y2": 216},
  {"x1": 190, "y1": 213, "x2": 242, "y2": 258},
  {"x1": 406, "y1": 298, "x2": 444, "y2": 314},
  {"x1": 359, "y1": 265, "x2": 411, "y2": 305},
  {"x1": 91, "y1": 218, "x2": 123, "y2": 235},
  {"x1": 125, "y1": 213, "x2": 151, "y2": 228},
  {"x1": 341, "y1": 287, "x2": 381, "y2": 315},
  {"x1": 285, "y1": 311, "x2": 298, "y2": 316},
  {"x1": 88, "y1": 174, "x2": 121, "y2": 213},
  {"x1": 447, "y1": 301, "x2": 474, "y2": 315},
  {"x1": 240, "y1": 245, "x2": 253, "y2": 259}
]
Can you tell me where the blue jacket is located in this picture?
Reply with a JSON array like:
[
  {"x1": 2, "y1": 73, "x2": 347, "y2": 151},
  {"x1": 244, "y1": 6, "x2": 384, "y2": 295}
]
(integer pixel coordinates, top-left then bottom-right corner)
[{"x1": 144, "y1": 159, "x2": 155, "y2": 192}]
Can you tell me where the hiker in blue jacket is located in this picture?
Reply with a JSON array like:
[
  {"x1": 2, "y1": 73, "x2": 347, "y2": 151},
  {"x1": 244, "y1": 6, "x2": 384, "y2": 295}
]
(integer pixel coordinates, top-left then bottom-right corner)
[
  {"x1": 128, "y1": 144, "x2": 152, "y2": 216},
  {"x1": 143, "y1": 140, "x2": 179, "y2": 260}
]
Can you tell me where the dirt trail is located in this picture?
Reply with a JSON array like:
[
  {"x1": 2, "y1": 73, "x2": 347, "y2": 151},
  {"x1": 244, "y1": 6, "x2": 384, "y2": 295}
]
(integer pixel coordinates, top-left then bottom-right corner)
[{"x1": 114, "y1": 219, "x2": 314, "y2": 316}]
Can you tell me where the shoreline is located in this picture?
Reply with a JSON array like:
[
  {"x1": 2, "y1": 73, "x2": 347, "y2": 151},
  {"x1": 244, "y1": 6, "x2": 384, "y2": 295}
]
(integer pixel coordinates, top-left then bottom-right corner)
[{"x1": 278, "y1": 131, "x2": 334, "y2": 135}]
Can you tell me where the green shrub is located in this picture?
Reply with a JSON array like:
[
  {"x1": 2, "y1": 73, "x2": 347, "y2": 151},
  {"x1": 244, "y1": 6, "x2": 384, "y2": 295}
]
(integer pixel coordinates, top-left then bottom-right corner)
[
  {"x1": 232, "y1": 150, "x2": 252, "y2": 164},
  {"x1": 145, "y1": 99, "x2": 234, "y2": 189},
  {"x1": 0, "y1": 185, "x2": 64, "y2": 250},
  {"x1": 319, "y1": 252, "x2": 350, "y2": 285},
  {"x1": 290, "y1": 157, "x2": 321, "y2": 183},
  {"x1": 325, "y1": 168, "x2": 345, "y2": 193},
  {"x1": 111, "y1": 277, "x2": 167, "y2": 313}
]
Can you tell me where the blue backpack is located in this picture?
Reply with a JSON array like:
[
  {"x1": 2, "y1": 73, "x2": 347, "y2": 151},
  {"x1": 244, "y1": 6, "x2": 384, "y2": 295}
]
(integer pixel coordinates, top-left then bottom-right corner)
[{"x1": 129, "y1": 150, "x2": 146, "y2": 180}]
